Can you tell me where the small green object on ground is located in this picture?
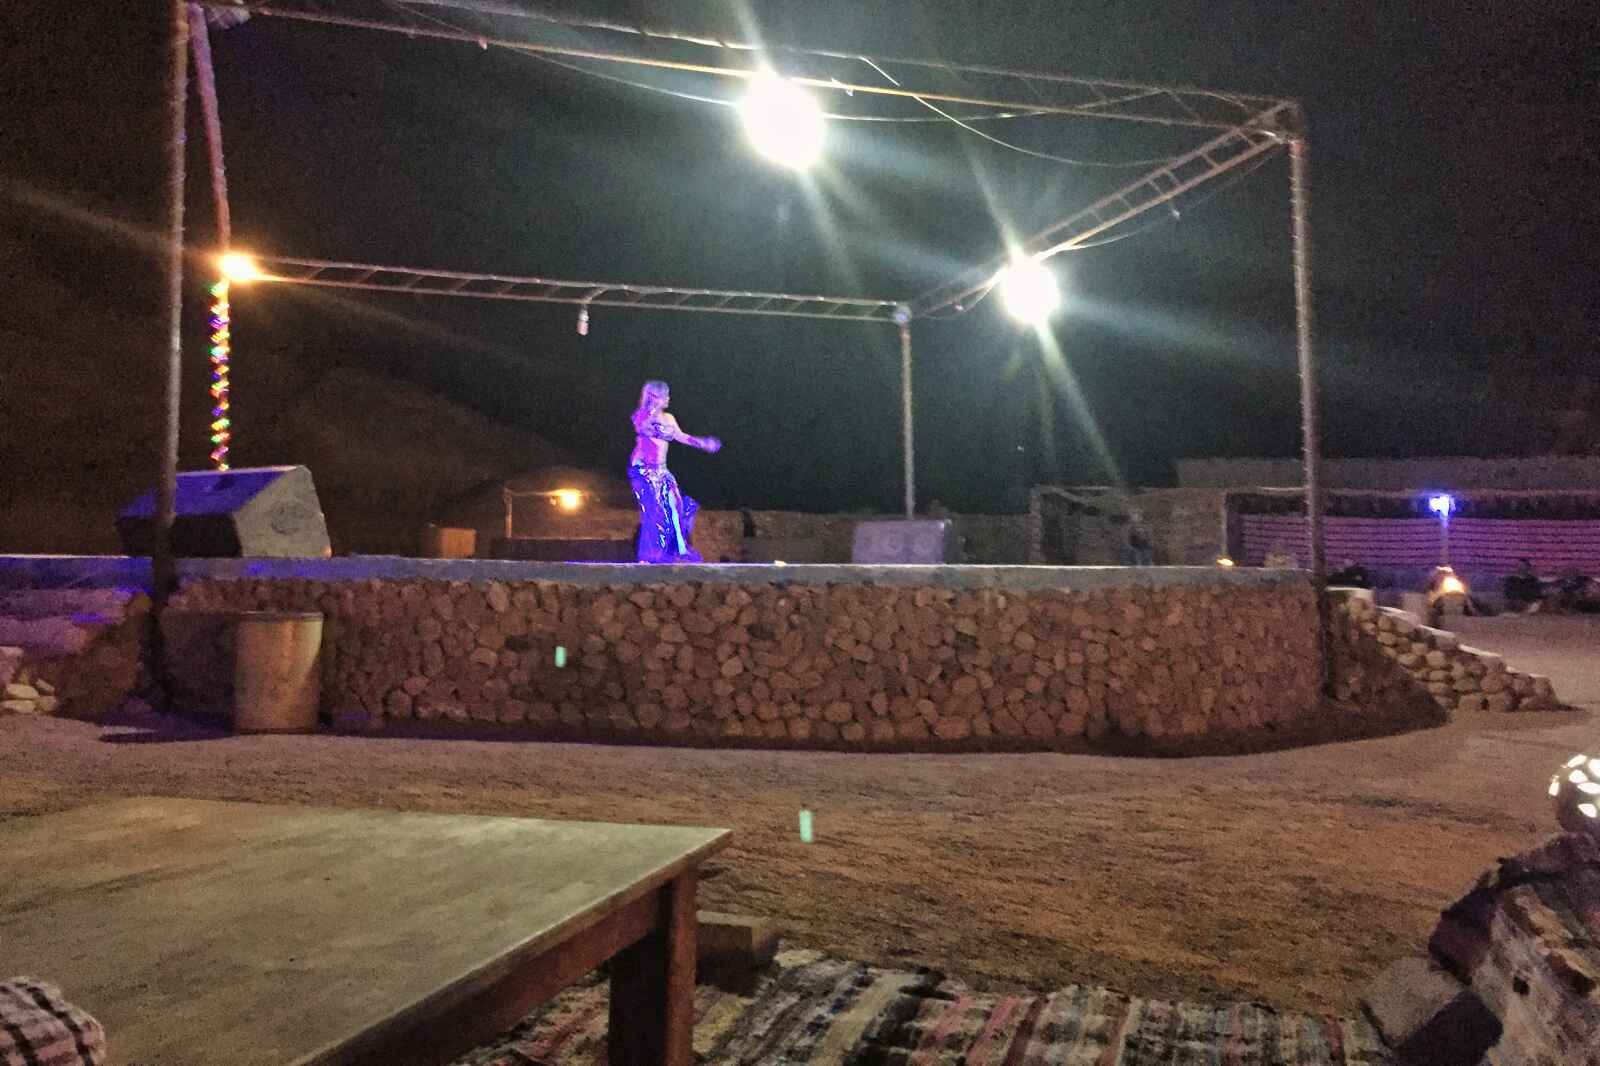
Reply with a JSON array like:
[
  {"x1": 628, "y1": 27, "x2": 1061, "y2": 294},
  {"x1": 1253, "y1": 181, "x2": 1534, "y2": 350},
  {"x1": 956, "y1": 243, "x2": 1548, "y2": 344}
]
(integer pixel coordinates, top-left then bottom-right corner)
[
  {"x1": 554, "y1": 645, "x2": 567, "y2": 668},
  {"x1": 798, "y1": 809, "x2": 813, "y2": 843}
]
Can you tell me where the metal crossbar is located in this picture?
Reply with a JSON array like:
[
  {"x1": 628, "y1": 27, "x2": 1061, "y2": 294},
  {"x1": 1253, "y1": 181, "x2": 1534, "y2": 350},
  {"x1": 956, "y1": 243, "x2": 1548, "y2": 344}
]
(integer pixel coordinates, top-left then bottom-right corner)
[{"x1": 255, "y1": 256, "x2": 907, "y2": 322}]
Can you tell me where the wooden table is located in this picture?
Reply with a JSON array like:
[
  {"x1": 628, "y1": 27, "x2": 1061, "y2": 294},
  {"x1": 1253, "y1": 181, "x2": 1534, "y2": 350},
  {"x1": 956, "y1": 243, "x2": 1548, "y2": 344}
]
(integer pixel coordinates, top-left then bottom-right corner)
[{"x1": 0, "y1": 797, "x2": 731, "y2": 1065}]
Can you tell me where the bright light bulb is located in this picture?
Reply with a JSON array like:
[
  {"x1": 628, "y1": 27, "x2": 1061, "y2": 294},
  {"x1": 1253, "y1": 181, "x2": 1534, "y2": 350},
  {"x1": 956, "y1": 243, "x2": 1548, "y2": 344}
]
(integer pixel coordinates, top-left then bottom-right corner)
[
  {"x1": 998, "y1": 257, "x2": 1060, "y2": 324},
  {"x1": 219, "y1": 252, "x2": 262, "y2": 282},
  {"x1": 740, "y1": 73, "x2": 825, "y2": 169},
  {"x1": 552, "y1": 489, "x2": 582, "y2": 511}
]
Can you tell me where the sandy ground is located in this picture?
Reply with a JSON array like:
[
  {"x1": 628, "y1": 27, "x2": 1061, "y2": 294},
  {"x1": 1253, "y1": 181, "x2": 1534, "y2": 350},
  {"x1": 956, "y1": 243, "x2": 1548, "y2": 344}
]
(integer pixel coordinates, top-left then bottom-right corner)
[{"x1": 2, "y1": 616, "x2": 1594, "y2": 1017}]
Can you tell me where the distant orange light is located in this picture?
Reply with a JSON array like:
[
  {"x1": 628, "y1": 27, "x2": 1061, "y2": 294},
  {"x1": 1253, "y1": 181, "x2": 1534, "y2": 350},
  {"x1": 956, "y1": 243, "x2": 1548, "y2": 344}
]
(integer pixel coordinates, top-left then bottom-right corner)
[
  {"x1": 551, "y1": 489, "x2": 582, "y2": 511},
  {"x1": 1217, "y1": 557, "x2": 1236, "y2": 567},
  {"x1": 1439, "y1": 575, "x2": 1466, "y2": 596},
  {"x1": 218, "y1": 251, "x2": 262, "y2": 283}
]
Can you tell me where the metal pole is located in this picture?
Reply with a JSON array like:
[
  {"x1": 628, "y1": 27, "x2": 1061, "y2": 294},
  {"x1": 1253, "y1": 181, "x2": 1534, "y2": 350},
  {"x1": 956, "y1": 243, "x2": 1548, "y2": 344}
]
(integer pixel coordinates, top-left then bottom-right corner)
[
  {"x1": 155, "y1": 0, "x2": 189, "y2": 608},
  {"x1": 187, "y1": 4, "x2": 230, "y2": 247},
  {"x1": 1289, "y1": 127, "x2": 1329, "y2": 686},
  {"x1": 898, "y1": 316, "x2": 914, "y2": 518}
]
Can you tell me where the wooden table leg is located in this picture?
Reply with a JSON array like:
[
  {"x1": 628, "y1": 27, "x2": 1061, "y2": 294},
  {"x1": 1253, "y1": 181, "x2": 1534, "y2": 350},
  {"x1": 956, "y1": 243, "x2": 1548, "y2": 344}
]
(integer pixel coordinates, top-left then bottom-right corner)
[{"x1": 608, "y1": 868, "x2": 697, "y2": 1066}]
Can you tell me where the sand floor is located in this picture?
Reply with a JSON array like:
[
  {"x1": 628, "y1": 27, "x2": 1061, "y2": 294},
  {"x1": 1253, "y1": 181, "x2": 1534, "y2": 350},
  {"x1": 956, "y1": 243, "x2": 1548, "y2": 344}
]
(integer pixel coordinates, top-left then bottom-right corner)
[{"x1": 2, "y1": 614, "x2": 1594, "y2": 1016}]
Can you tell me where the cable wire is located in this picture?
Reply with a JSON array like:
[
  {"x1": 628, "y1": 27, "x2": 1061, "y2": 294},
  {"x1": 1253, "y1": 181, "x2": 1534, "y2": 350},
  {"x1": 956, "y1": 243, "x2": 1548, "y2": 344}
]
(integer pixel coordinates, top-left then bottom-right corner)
[
  {"x1": 859, "y1": 57, "x2": 1180, "y2": 168},
  {"x1": 387, "y1": 1, "x2": 1050, "y2": 123}
]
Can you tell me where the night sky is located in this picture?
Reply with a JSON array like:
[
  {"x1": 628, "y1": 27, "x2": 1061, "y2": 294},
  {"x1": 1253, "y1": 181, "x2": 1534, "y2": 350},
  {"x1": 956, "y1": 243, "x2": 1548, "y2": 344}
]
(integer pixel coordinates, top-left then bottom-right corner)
[{"x1": 4, "y1": 0, "x2": 1596, "y2": 514}]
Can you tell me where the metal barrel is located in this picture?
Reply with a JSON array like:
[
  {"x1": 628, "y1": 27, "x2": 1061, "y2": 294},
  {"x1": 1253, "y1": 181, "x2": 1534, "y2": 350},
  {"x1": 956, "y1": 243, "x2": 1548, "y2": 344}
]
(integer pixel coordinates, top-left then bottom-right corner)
[{"x1": 232, "y1": 611, "x2": 323, "y2": 734}]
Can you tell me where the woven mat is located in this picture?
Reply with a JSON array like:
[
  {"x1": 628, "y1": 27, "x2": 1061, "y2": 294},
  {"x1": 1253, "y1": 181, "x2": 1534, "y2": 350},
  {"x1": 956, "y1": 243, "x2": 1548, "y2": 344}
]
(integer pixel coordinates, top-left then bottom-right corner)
[{"x1": 454, "y1": 949, "x2": 1389, "y2": 1065}]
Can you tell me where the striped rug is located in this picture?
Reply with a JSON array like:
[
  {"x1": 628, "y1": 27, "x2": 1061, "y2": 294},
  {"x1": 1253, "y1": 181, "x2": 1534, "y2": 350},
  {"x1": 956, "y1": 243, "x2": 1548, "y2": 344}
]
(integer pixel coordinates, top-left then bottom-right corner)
[{"x1": 454, "y1": 949, "x2": 1389, "y2": 1065}]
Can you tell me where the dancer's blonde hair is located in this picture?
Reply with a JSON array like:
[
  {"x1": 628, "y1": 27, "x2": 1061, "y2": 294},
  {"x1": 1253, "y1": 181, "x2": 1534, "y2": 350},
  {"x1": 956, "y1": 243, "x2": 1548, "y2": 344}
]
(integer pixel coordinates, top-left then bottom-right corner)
[{"x1": 640, "y1": 380, "x2": 670, "y2": 407}]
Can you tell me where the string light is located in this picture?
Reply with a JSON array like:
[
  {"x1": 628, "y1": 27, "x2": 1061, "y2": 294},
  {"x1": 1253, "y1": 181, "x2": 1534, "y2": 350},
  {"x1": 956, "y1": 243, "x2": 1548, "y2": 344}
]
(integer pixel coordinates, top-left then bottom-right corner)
[{"x1": 208, "y1": 278, "x2": 232, "y2": 470}]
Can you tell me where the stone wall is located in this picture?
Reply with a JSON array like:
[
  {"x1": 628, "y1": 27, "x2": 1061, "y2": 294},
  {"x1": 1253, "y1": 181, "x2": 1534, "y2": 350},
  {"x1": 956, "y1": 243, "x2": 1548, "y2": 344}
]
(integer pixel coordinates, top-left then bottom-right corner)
[
  {"x1": 166, "y1": 561, "x2": 1332, "y2": 752},
  {"x1": 1028, "y1": 487, "x2": 1229, "y2": 566},
  {"x1": 1329, "y1": 589, "x2": 1560, "y2": 713}
]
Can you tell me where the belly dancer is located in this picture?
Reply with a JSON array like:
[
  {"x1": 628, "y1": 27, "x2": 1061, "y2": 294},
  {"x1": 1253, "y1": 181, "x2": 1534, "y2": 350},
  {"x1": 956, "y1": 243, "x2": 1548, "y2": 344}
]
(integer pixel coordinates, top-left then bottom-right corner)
[{"x1": 629, "y1": 380, "x2": 721, "y2": 563}]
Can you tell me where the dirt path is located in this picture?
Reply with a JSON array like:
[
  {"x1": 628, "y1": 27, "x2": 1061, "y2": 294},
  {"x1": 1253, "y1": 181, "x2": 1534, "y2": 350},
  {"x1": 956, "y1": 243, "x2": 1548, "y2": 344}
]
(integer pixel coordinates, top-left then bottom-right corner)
[{"x1": 2, "y1": 621, "x2": 1594, "y2": 1016}]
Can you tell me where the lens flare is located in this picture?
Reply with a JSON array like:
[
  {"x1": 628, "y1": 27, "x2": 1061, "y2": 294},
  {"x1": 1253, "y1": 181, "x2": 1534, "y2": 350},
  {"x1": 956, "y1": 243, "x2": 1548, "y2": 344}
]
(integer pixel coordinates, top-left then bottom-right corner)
[
  {"x1": 998, "y1": 258, "x2": 1060, "y2": 324},
  {"x1": 740, "y1": 74, "x2": 825, "y2": 169},
  {"x1": 219, "y1": 252, "x2": 262, "y2": 283}
]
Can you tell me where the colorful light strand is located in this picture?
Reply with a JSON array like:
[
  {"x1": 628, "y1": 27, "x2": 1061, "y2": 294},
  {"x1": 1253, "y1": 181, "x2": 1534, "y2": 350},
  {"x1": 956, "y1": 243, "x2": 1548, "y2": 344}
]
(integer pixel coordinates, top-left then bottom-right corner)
[{"x1": 208, "y1": 278, "x2": 232, "y2": 470}]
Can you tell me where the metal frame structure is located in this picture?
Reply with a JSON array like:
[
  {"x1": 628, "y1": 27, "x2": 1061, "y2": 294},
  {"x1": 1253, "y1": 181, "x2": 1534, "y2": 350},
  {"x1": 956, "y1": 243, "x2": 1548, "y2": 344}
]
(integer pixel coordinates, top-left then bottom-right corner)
[
  {"x1": 254, "y1": 257, "x2": 906, "y2": 322},
  {"x1": 160, "y1": 0, "x2": 1326, "y2": 660}
]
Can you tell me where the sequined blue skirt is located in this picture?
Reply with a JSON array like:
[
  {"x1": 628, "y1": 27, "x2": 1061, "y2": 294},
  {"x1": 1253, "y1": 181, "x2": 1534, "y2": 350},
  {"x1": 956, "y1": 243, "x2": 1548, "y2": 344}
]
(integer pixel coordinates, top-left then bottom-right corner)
[{"x1": 629, "y1": 462, "x2": 701, "y2": 564}]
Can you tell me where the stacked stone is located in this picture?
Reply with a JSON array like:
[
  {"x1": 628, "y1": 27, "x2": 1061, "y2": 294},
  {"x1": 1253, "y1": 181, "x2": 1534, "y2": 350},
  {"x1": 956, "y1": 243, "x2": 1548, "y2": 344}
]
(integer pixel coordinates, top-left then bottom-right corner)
[
  {"x1": 1428, "y1": 833, "x2": 1600, "y2": 1066},
  {"x1": 1332, "y1": 594, "x2": 1559, "y2": 713},
  {"x1": 0, "y1": 591, "x2": 147, "y2": 718},
  {"x1": 175, "y1": 575, "x2": 1321, "y2": 750},
  {"x1": 0, "y1": 650, "x2": 62, "y2": 716}
]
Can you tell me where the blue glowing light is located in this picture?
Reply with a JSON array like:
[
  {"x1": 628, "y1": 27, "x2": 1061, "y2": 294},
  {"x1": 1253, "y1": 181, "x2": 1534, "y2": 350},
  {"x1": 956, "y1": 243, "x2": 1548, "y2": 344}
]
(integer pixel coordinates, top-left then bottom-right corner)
[{"x1": 1427, "y1": 494, "x2": 1456, "y2": 518}]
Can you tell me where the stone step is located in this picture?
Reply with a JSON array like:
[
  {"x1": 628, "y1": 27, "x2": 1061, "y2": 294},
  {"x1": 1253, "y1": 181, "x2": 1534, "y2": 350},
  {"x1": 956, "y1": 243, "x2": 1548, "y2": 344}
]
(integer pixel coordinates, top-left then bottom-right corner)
[
  {"x1": 696, "y1": 911, "x2": 779, "y2": 992},
  {"x1": 0, "y1": 616, "x2": 106, "y2": 656},
  {"x1": 0, "y1": 588, "x2": 134, "y2": 623},
  {"x1": 0, "y1": 646, "x2": 21, "y2": 687},
  {"x1": 1361, "y1": 955, "x2": 1500, "y2": 1064}
]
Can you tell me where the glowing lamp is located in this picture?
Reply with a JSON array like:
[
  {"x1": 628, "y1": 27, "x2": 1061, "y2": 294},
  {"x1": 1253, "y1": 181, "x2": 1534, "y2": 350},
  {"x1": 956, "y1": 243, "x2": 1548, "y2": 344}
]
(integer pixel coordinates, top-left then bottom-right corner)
[
  {"x1": 1439, "y1": 573, "x2": 1467, "y2": 596},
  {"x1": 1216, "y1": 557, "x2": 1236, "y2": 568},
  {"x1": 1427, "y1": 494, "x2": 1456, "y2": 518},
  {"x1": 551, "y1": 489, "x2": 582, "y2": 512},
  {"x1": 219, "y1": 252, "x2": 262, "y2": 283},
  {"x1": 998, "y1": 257, "x2": 1060, "y2": 324},
  {"x1": 1549, "y1": 754, "x2": 1600, "y2": 834},
  {"x1": 740, "y1": 73, "x2": 825, "y2": 169}
]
